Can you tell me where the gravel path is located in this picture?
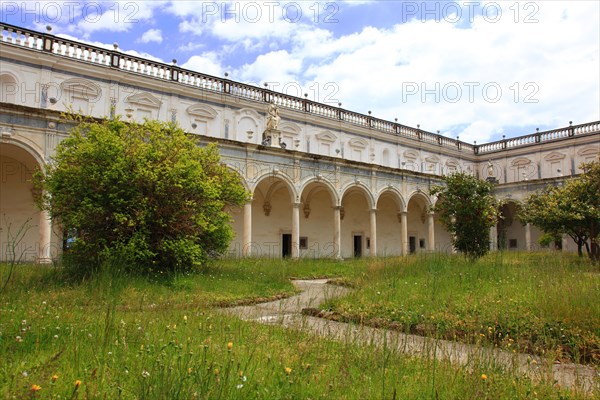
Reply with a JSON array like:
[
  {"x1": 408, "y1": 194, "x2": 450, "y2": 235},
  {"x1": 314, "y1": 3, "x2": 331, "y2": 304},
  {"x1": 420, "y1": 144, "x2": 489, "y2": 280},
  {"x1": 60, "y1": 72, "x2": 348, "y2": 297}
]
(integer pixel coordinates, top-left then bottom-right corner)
[{"x1": 222, "y1": 279, "x2": 599, "y2": 395}]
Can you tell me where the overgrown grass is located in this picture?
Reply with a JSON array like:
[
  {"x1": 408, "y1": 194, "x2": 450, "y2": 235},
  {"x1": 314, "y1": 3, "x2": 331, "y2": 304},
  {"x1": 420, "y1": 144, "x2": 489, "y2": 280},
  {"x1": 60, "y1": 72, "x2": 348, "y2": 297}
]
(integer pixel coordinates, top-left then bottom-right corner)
[
  {"x1": 321, "y1": 252, "x2": 600, "y2": 366},
  {"x1": 0, "y1": 254, "x2": 597, "y2": 398}
]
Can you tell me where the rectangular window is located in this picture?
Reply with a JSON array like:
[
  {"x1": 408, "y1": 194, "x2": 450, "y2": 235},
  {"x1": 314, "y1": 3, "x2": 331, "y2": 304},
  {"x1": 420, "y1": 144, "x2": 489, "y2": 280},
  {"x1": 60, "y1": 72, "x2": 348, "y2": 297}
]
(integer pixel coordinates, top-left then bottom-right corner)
[
  {"x1": 509, "y1": 239, "x2": 518, "y2": 249},
  {"x1": 299, "y1": 237, "x2": 308, "y2": 249}
]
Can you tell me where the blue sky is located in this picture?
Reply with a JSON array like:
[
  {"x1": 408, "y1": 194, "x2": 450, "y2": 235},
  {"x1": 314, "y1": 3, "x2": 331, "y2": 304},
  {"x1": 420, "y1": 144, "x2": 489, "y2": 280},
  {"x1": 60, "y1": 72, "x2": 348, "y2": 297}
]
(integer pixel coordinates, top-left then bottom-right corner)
[{"x1": 2, "y1": 1, "x2": 599, "y2": 143}]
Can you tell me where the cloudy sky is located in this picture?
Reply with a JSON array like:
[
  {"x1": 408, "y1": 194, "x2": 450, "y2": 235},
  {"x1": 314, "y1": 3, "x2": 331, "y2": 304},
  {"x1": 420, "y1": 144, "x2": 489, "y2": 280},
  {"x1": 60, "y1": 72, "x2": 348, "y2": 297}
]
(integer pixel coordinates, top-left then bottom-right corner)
[{"x1": 2, "y1": 1, "x2": 599, "y2": 143}]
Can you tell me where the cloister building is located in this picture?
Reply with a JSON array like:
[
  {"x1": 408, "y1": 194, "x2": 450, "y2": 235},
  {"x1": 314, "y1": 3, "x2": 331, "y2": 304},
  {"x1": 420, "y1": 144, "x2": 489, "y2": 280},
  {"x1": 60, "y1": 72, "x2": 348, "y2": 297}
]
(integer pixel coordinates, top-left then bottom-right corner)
[{"x1": 1, "y1": 23, "x2": 599, "y2": 262}]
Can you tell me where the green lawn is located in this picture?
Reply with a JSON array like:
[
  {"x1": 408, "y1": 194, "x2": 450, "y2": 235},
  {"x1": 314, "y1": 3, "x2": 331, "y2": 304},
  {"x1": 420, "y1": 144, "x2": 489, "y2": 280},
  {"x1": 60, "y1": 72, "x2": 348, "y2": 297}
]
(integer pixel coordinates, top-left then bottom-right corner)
[
  {"x1": 0, "y1": 253, "x2": 597, "y2": 399},
  {"x1": 321, "y1": 253, "x2": 600, "y2": 366}
]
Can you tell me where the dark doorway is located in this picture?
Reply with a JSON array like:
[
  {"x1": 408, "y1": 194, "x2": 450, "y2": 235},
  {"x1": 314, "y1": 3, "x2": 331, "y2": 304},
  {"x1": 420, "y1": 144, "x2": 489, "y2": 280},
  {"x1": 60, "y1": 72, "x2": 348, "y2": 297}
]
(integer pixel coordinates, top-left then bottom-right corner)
[
  {"x1": 353, "y1": 235, "x2": 362, "y2": 258},
  {"x1": 409, "y1": 236, "x2": 417, "y2": 254},
  {"x1": 282, "y1": 234, "x2": 292, "y2": 258}
]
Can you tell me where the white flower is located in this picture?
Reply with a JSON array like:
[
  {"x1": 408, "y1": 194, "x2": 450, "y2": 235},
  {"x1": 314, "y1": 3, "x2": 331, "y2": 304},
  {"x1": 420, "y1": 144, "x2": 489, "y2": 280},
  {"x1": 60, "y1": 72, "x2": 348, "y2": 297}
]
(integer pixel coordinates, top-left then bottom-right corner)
[
  {"x1": 236, "y1": 384, "x2": 244, "y2": 389},
  {"x1": 141, "y1": 370, "x2": 150, "y2": 378}
]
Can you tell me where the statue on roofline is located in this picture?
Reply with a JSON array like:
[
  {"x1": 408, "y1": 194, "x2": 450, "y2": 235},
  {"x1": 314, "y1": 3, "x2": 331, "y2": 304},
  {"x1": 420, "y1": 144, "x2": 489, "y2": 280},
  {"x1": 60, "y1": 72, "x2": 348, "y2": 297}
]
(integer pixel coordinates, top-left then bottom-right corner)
[{"x1": 266, "y1": 102, "x2": 280, "y2": 131}]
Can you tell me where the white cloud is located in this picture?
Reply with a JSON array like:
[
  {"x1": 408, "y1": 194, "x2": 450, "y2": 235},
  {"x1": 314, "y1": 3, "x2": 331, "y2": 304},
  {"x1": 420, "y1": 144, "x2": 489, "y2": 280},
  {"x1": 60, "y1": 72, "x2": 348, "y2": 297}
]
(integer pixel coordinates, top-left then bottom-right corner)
[
  {"x1": 234, "y1": 0, "x2": 599, "y2": 142},
  {"x1": 181, "y1": 52, "x2": 225, "y2": 77},
  {"x1": 139, "y1": 28, "x2": 163, "y2": 44}
]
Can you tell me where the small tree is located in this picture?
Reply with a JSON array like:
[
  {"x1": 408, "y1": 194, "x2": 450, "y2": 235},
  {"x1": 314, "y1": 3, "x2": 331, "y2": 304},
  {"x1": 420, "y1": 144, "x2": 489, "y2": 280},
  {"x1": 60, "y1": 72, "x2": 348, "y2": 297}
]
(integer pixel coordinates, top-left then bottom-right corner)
[
  {"x1": 430, "y1": 172, "x2": 499, "y2": 261},
  {"x1": 37, "y1": 116, "x2": 249, "y2": 274},
  {"x1": 521, "y1": 158, "x2": 599, "y2": 262}
]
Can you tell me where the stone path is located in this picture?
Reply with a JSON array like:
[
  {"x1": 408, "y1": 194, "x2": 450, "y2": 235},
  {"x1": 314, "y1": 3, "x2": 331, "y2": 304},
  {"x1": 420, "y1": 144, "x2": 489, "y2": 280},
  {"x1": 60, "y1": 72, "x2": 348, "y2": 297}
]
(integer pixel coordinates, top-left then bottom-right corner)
[{"x1": 222, "y1": 279, "x2": 599, "y2": 395}]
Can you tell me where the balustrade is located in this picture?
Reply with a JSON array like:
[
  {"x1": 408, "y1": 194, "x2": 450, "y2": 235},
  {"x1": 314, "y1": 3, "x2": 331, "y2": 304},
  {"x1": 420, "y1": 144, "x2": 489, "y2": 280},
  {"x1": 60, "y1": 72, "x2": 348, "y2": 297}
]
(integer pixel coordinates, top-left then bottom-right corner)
[{"x1": 2, "y1": 22, "x2": 599, "y2": 156}]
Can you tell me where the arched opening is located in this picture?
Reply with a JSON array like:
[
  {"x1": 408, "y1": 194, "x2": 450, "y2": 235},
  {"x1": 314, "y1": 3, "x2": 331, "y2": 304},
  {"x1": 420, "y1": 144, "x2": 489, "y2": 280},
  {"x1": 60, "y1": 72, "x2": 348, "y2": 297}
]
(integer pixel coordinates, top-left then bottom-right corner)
[
  {"x1": 0, "y1": 143, "x2": 52, "y2": 262},
  {"x1": 340, "y1": 186, "x2": 372, "y2": 258},
  {"x1": 376, "y1": 191, "x2": 403, "y2": 256},
  {"x1": 299, "y1": 181, "x2": 337, "y2": 258},
  {"x1": 406, "y1": 192, "x2": 431, "y2": 254},
  {"x1": 497, "y1": 201, "x2": 523, "y2": 250},
  {"x1": 251, "y1": 176, "x2": 294, "y2": 258}
]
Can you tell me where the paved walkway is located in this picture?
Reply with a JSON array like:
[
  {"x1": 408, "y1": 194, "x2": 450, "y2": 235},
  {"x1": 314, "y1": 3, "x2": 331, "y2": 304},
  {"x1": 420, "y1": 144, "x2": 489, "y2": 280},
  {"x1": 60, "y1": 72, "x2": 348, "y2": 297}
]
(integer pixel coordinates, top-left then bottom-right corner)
[{"x1": 222, "y1": 279, "x2": 599, "y2": 395}]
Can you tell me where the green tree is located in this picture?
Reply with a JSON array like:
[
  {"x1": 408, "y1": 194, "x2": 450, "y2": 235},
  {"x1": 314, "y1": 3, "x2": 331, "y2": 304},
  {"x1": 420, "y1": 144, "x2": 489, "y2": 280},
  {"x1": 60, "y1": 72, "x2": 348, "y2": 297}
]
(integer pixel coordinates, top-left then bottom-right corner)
[
  {"x1": 521, "y1": 158, "x2": 599, "y2": 262},
  {"x1": 37, "y1": 116, "x2": 249, "y2": 274},
  {"x1": 430, "y1": 172, "x2": 499, "y2": 261}
]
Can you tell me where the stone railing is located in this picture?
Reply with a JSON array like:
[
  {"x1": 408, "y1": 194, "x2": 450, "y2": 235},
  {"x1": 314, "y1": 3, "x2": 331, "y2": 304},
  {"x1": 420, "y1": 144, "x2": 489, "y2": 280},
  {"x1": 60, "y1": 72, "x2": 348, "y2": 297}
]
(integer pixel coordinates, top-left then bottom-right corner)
[
  {"x1": 475, "y1": 121, "x2": 600, "y2": 154},
  {"x1": 1, "y1": 23, "x2": 596, "y2": 155}
]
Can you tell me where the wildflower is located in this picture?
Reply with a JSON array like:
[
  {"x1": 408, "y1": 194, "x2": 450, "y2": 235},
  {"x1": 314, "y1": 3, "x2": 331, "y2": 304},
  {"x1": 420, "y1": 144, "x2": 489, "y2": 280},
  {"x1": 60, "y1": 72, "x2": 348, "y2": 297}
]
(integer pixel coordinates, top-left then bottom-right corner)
[
  {"x1": 481, "y1": 374, "x2": 488, "y2": 381},
  {"x1": 15, "y1": 336, "x2": 22, "y2": 343},
  {"x1": 237, "y1": 384, "x2": 244, "y2": 389},
  {"x1": 53, "y1": 335, "x2": 58, "y2": 339},
  {"x1": 52, "y1": 375, "x2": 58, "y2": 383},
  {"x1": 141, "y1": 370, "x2": 150, "y2": 379},
  {"x1": 227, "y1": 342, "x2": 233, "y2": 351},
  {"x1": 74, "y1": 380, "x2": 81, "y2": 388},
  {"x1": 183, "y1": 315, "x2": 188, "y2": 322},
  {"x1": 21, "y1": 320, "x2": 27, "y2": 325},
  {"x1": 31, "y1": 384, "x2": 41, "y2": 392},
  {"x1": 285, "y1": 367, "x2": 292, "y2": 375},
  {"x1": 22, "y1": 371, "x2": 28, "y2": 377},
  {"x1": 214, "y1": 368, "x2": 219, "y2": 376}
]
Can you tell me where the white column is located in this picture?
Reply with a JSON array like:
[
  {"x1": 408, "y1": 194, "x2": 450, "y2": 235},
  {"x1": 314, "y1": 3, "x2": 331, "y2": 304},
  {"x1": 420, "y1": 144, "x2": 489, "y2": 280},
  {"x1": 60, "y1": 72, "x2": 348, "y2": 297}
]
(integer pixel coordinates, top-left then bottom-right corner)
[
  {"x1": 369, "y1": 209, "x2": 377, "y2": 257},
  {"x1": 243, "y1": 201, "x2": 252, "y2": 257},
  {"x1": 292, "y1": 202, "x2": 300, "y2": 259},
  {"x1": 427, "y1": 212, "x2": 435, "y2": 252},
  {"x1": 525, "y1": 223, "x2": 532, "y2": 251},
  {"x1": 37, "y1": 210, "x2": 52, "y2": 264},
  {"x1": 400, "y1": 212, "x2": 408, "y2": 256},
  {"x1": 489, "y1": 224, "x2": 498, "y2": 251},
  {"x1": 333, "y1": 206, "x2": 342, "y2": 259}
]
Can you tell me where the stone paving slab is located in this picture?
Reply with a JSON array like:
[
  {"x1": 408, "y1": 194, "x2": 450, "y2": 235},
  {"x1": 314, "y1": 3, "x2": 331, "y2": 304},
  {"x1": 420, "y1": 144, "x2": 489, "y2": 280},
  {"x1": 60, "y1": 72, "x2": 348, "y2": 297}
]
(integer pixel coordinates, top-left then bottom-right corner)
[{"x1": 221, "y1": 279, "x2": 599, "y2": 396}]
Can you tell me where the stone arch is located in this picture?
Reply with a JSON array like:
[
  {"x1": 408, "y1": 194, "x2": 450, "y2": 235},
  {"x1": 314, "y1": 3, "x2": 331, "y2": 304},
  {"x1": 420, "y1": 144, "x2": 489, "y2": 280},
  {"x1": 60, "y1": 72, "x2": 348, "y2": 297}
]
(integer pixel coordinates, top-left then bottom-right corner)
[
  {"x1": 340, "y1": 182, "x2": 375, "y2": 258},
  {"x1": 251, "y1": 173, "x2": 296, "y2": 258},
  {"x1": 299, "y1": 177, "x2": 339, "y2": 206},
  {"x1": 405, "y1": 190, "x2": 433, "y2": 253},
  {"x1": 0, "y1": 140, "x2": 52, "y2": 262},
  {"x1": 298, "y1": 179, "x2": 339, "y2": 257},
  {"x1": 497, "y1": 200, "x2": 525, "y2": 251},
  {"x1": 406, "y1": 190, "x2": 433, "y2": 211},
  {"x1": 375, "y1": 187, "x2": 406, "y2": 211},
  {"x1": 375, "y1": 188, "x2": 406, "y2": 256},
  {"x1": 340, "y1": 181, "x2": 375, "y2": 209}
]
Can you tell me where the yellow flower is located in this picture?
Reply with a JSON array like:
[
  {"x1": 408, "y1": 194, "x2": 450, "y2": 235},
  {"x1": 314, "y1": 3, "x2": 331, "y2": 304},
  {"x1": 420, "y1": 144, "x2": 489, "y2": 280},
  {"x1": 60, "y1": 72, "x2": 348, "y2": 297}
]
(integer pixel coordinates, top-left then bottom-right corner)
[
  {"x1": 31, "y1": 384, "x2": 42, "y2": 392},
  {"x1": 285, "y1": 367, "x2": 292, "y2": 375},
  {"x1": 74, "y1": 380, "x2": 82, "y2": 388},
  {"x1": 227, "y1": 342, "x2": 233, "y2": 351},
  {"x1": 51, "y1": 375, "x2": 58, "y2": 383},
  {"x1": 214, "y1": 368, "x2": 219, "y2": 376},
  {"x1": 481, "y1": 374, "x2": 488, "y2": 381}
]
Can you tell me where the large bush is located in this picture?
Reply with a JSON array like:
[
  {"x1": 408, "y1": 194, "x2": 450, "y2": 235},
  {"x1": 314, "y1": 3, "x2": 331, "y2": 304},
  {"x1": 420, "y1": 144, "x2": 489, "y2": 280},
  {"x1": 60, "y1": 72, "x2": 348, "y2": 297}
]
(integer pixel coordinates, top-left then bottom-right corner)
[
  {"x1": 38, "y1": 117, "x2": 249, "y2": 274},
  {"x1": 430, "y1": 172, "x2": 499, "y2": 261}
]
